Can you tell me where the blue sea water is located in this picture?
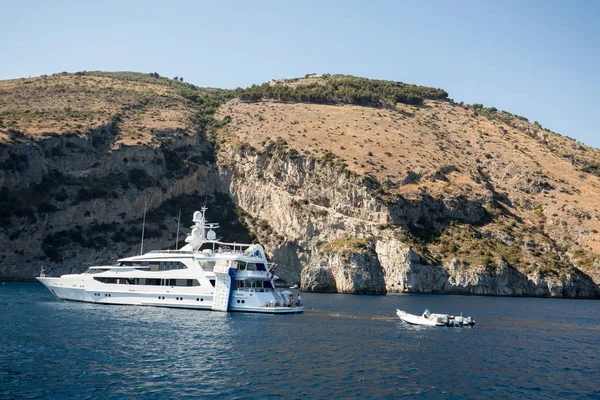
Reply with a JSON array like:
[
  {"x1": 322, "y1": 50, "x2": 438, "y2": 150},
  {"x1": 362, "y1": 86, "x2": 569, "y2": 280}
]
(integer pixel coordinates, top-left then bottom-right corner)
[{"x1": 0, "y1": 283, "x2": 599, "y2": 399}]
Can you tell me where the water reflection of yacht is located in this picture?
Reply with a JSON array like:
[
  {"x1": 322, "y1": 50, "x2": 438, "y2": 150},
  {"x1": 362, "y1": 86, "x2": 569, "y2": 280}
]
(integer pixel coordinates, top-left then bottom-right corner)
[{"x1": 37, "y1": 207, "x2": 304, "y2": 314}]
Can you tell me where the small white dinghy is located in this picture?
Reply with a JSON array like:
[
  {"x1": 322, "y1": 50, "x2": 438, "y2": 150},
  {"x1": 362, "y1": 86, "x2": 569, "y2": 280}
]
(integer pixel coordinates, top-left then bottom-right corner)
[{"x1": 396, "y1": 309, "x2": 475, "y2": 327}]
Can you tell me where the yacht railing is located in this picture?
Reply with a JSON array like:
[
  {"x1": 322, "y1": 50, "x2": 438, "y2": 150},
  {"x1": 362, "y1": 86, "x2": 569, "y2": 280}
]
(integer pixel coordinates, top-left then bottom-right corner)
[
  {"x1": 235, "y1": 287, "x2": 272, "y2": 293},
  {"x1": 149, "y1": 250, "x2": 194, "y2": 254},
  {"x1": 193, "y1": 249, "x2": 248, "y2": 257}
]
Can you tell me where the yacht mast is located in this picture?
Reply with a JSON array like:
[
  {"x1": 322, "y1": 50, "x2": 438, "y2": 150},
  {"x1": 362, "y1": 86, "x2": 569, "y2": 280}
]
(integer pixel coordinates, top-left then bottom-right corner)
[
  {"x1": 175, "y1": 209, "x2": 181, "y2": 250},
  {"x1": 140, "y1": 201, "x2": 147, "y2": 255}
]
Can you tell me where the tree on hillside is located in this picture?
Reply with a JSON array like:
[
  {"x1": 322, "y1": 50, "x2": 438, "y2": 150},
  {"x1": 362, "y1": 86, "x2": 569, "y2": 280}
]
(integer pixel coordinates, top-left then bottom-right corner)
[{"x1": 236, "y1": 75, "x2": 447, "y2": 108}]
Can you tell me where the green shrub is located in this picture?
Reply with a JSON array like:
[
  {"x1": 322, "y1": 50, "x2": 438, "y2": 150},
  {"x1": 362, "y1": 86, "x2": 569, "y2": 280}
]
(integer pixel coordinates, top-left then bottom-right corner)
[
  {"x1": 236, "y1": 75, "x2": 447, "y2": 107},
  {"x1": 320, "y1": 237, "x2": 373, "y2": 255},
  {"x1": 129, "y1": 168, "x2": 154, "y2": 190}
]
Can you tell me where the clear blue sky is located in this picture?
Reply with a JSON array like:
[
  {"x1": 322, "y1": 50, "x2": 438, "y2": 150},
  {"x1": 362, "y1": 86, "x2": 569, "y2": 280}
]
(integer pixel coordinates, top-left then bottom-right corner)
[{"x1": 2, "y1": 0, "x2": 599, "y2": 147}]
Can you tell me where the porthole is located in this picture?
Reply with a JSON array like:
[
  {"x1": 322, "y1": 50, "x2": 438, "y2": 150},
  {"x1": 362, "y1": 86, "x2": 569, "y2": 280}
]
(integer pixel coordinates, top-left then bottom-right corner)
[
  {"x1": 242, "y1": 300, "x2": 245, "y2": 304},
  {"x1": 196, "y1": 298, "x2": 199, "y2": 301},
  {"x1": 236, "y1": 300, "x2": 240, "y2": 303},
  {"x1": 200, "y1": 298, "x2": 203, "y2": 302}
]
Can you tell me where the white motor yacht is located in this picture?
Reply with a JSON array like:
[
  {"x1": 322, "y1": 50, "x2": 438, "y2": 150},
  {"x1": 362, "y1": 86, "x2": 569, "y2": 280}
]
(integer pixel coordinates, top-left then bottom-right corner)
[{"x1": 37, "y1": 207, "x2": 304, "y2": 314}]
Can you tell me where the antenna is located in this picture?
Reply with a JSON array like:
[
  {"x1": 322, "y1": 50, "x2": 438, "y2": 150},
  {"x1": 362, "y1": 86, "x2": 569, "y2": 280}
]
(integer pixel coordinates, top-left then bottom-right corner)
[
  {"x1": 140, "y1": 201, "x2": 148, "y2": 255},
  {"x1": 175, "y1": 209, "x2": 181, "y2": 250}
]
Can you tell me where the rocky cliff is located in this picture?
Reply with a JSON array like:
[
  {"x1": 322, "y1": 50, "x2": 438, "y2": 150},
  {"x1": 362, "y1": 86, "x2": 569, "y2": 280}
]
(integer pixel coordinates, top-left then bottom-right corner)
[
  {"x1": 214, "y1": 136, "x2": 598, "y2": 298},
  {"x1": 0, "y1": 72, "x2": 247, "y2": 280},
  {"x1": 1, "y1": 72, "x2": 599, "y2": 298}
]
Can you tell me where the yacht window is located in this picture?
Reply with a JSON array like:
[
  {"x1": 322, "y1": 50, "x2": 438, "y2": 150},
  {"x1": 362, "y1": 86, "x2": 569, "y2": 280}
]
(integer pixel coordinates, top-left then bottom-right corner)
[
  {"x1": 209, "y1": 279, "x2": 216, "y2": 287},
  {"x1": 158, "y1": 261, "x2": 187, "y2": 271},
  {"x1": 93, "y1": 277, "x2": 118, "y2": 284},
  {"x1": 235, "y1": 280, "x2": 250, "y2": 290},
  {"x1": 84, "y1": 268, "x2": 104, "y2": 274},
  {"x1": 159, "y1": 279, "x2": 201, "y2": 287},
  {"x1": 199, "y1": 261, "x2": 215, "y2": 271}
]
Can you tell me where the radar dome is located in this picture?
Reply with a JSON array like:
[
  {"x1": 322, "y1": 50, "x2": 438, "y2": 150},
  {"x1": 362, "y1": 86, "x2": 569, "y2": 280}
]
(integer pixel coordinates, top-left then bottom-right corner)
[
  {"x1": 193, "y1": 211, "x2": 202, "y2": 223},
  {"x1": 207, "y1": 230, "x2": 216, "y2": 240},
  {"x1": 191, "y1": 228, "x2": 202, "y2": 238}
]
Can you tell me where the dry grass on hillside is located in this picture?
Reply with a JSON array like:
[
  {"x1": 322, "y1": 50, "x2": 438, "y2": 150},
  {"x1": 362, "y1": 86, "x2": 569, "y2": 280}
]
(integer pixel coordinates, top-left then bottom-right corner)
[
  {"x1": 216, "y1": 98, "x2": 600, "y2": 258},
  {"x1": 0, "y1": 74, "x2": 196, "y2": 147}
]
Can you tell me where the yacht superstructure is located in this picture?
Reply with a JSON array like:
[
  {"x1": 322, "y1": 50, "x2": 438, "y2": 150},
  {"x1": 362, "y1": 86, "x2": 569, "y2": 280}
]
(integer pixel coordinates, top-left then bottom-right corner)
[{"x1": 37, "y1": 208, "x2": 304, "y2": 314}]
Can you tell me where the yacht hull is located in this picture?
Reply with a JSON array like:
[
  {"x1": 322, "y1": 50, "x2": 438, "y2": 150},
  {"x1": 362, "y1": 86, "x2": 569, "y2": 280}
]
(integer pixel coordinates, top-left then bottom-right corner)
[{"x1": 37, "y1": 277, "x2": 304, "y2": 314}]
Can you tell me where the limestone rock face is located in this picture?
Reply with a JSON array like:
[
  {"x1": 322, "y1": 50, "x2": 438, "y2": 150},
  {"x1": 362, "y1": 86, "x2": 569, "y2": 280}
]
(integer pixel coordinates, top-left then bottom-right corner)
[
  {"x1": 4, "y1": 132, "x2": 599, "y2": 299},
  {"x1": 376, "y1": 239, "x2": 448, "y2": 293},
  {"x1": 0, "y1": 131, "x2": 224, "y2": 280},
  {"x1": 301, "y1": 265, "x2": 336, "y2": 293},
  {"x1": 302, "y1": 248, "x2": 386, "y2": 294},
  {"x1": 214, "y1": 142, "x2": 600, "y2": 299}
]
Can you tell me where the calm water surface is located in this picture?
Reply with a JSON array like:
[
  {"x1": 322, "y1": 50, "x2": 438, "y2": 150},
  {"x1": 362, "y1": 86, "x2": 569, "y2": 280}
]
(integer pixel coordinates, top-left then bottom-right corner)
[{"x1": 1, "y1": 282, "x2": 599, "y2": 399}]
